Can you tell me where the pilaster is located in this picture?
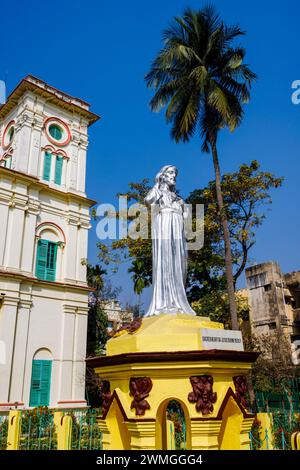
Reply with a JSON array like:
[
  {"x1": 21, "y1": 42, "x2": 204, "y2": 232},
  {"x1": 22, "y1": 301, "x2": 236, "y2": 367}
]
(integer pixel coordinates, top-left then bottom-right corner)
[
  {"x1": 14, "y1": 107, "x2": 34, "y2": 174},
  {"x1": 9, "y1": 299, "x2": 33, "y2": 403},
  {"x1": 28, "y1": 111, "x2": 43, "y2": 177},
  {"x1": 0, "y1": 296, "x2": 19, "y2": 403},
  {"x1": 96, "y1": 419, "x2": 112, "y2": 450},
  {"x1": 64, "y1": 217, "x2": 78, "y2": 282},
  {"x1": 69, "y1": 139, "x2": 79, "y2": 191},
  {"x1": 190, "y1": 420, "x2": 222, "y2": 450},
  {"x1": 240, "y1": 417, "x2": 255, "y2": 450},
  {"x1": 5, "y1": 191, "x2": 28, "y2": 271},
  {"x1": 20, "y1": 202, "x2": 40, "y2": 274},
  {"x1": 77, "y1": 140, "x2": 88, "y2": 194},
  {"x1": 57, "y1": 304, "x2": 76, "y2": 402},
  {"x1": 126, "y1": 421, "x2": 157, "y2": 450},
  {"x1": 71, "y1": 306, "x2": 89, "y2": 401},
  {"x1": 76, "y1": 224, "x2": 89, "y2": 283}
]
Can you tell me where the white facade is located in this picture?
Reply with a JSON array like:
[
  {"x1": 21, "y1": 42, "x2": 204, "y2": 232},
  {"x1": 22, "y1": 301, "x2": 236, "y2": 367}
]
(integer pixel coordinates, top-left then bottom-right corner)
[{"x1": 0, "y1": 75, "x2": 99, "y2": 409}]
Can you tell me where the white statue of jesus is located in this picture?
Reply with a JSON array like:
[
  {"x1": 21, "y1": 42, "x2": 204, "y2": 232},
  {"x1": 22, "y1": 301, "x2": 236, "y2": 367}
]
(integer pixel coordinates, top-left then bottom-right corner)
[{"x1": 144, "y1": 165, "x2": 196, "y2": 316}]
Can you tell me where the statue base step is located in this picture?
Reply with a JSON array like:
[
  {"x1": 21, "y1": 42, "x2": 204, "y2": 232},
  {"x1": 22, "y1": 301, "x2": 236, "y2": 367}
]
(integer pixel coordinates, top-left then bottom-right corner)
[{"x1": 106, "y1": 313, "x2": 223, "y2": 355}]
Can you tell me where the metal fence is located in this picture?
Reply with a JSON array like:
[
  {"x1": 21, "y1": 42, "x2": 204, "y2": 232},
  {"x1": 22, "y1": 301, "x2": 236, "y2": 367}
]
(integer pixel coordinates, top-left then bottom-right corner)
[
  {"x1": 0, "y1": 414, "x2": 9, "y2": 450},
  {"x1": 1, "y1": 407, "x2": 102, "y2": 451},
  {"x1": 254, "y1": 392, "x2": 300, "y2": 413},
  {"x1": 63, "y1": 408, "x2": 102, "y2": 450},
  {"x1": 249, "y1": 408, "x2": 300, "y2": 450},
  {"x1": 1, "y1": 402, "x2": 298, "y2": 450},
  {"x1": 19, "y1": 409, "x2": 57, "y2": 450}
]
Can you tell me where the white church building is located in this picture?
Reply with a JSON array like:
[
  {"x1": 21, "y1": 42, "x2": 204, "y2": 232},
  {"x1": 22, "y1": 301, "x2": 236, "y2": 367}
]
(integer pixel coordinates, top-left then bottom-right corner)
[{"x1": 0, "y1": 75, "x2": 99, "y2": 410}]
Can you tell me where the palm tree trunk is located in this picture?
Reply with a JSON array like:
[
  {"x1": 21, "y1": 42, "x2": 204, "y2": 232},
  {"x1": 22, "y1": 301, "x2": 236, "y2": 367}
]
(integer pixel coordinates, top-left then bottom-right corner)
[{"x1": 209, "y1": 136, "x2": 239, "y2": 330}]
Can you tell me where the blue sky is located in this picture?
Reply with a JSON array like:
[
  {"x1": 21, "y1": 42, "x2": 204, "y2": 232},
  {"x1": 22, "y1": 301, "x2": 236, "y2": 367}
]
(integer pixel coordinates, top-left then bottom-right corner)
[{"x1": 2, "y1": 0, "x2": 300, "y2": 309}]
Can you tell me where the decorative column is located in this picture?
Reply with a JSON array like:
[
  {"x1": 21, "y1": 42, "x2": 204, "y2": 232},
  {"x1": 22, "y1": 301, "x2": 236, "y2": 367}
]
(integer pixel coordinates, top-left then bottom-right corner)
[
  {"x1": 0, "y1": 196, "x2": 9, "y2": 267},
  {"x1": 256, "y1": 413, "x2": 274, "y2": 450},
  {"x1": 96, "y1": 419, "x2": 112, "y2": 450},
  {"x1": 64, "y1": 215, "x2": 78, "y2": 282},
  {"x1": 61, "y1": 156, "x2": 68, "y2": 190},
  {"x1": 6, "y1": 410, "x2": 21, "y2": 450},
  {"x1": 71, "y1": 307, "x2": 88, "y2": 403},
  {"x1": 68, "y1": 135, "x2": 79, "y2": 191},
  {"x1": 240, "y1": 417, "x2": 255, "y2": 450},
  {"x1": 20, "y1": 198, "x2": 40, "y2": 275},
  {"x1": 0, "y1": 296, "x2": 19, "y2": 403},
  {"x1": 77, "y1": 136, "x2": 88, "y2": 194},
  {"x1": 14, "y1": 107, "x2": 34, "y2": 174},
  {"x1": 76, "y1": 223, "x2": 89, "y2": 283},
  {"x1": 5, "y1": 191, "x2": 27, "y2": 271},
  {"x1": 28, "y1": 110, "x2": 43, "y2": 176},
  {"x1": 57, "y1": 304, "x2": 76, "y2": 403},
  {"x1": 126, "y1": 421, "x2": 157, "y2": 450},
  {"x1": 9, "y1": 299, "x2": 32, "y2": 404},
  {"x1": 54, "y1": 412, "x2": 73, "y2": 450}
]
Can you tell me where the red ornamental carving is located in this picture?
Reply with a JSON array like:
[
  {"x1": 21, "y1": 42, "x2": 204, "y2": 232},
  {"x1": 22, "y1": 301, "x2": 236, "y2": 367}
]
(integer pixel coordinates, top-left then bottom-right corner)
[
  {"x1": 188, "y1": 375, "x2": 217, "y2": 415},
  {"x1": 129, "y1": 377, "x2": 153, "y2": 416},
  {"x1": 113, "y1": 317, "x2": 143, "y2": 337},
  {"x1": 127, "y1": 317, "x2": 143, "y2": 333},
  {"x1": 99, "y1": 380, "x2": 112, "y2": 414},
  {"x1": 233, "y1": 375, "x2": 248, "y2": 409}
]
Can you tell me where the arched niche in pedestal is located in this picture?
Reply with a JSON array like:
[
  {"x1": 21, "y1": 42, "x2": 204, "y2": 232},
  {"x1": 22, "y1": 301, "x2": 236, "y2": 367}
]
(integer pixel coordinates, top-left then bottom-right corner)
[{"x1": 155, "y1": 398, "x2": 191, "y2": 450}]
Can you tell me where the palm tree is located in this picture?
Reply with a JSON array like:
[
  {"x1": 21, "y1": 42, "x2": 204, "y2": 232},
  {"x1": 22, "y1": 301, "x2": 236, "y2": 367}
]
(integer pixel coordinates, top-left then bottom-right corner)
[{"x1": 145, "y1": 5, "x2": 256, "y2": 330}]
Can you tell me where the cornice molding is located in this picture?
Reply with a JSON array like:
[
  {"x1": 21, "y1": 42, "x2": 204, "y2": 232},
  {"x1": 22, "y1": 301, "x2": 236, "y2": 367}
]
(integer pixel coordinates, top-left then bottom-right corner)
[
  {"x1": 0, "y1": 167, "x2": 97, "y2": 207},
  {"x1": 0, "y1": 269, "x2": 91, "y2": 292}
]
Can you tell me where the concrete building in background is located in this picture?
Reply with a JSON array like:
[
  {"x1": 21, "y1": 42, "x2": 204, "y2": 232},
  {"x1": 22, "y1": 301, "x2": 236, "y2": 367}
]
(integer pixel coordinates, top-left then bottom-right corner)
[
  {"x1": 245, "y1": 261, "x2": 300, "y2": 364},
  {"x1": 101, "y1": 299, "x2": 133, "y2": 333},
  {"x1": 0, "y1": 76, "x2": 99, "y2": 410}
]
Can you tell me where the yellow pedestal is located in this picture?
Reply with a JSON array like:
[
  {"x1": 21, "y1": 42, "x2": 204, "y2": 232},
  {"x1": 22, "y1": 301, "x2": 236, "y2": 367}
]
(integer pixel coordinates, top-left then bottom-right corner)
[{"x1": 88, "y1": 314, "x2": 258, "y2": 450}]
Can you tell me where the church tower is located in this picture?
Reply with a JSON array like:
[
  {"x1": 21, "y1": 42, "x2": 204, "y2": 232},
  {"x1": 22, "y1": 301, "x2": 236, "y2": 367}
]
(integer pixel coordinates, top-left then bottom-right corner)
[{"x1": 0, "y1": 76, "x2": 99, "y2": 409}]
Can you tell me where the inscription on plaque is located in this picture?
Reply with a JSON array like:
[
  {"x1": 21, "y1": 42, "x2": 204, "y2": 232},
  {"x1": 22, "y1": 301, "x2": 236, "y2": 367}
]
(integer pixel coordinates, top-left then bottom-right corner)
[{"x1": 200, "y1": 328, "x2": 244, "y2": 351}]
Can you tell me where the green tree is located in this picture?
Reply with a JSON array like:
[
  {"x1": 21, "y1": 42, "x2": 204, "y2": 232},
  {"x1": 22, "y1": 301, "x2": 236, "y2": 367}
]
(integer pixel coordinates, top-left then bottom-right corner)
[
  {"x1": 106, "y1": 180, "x2": 153, "y2": 295},
  {"x1": 85, "y1": 263, "x2": 108, "y2": 355},
  {"x1": 86, "y1": 302, "x2": 108, "y2": 357},
  {"x1": 186, "y1": 160, "x2": 283, "y2": 301},
  {"x1": 245, "y1": 331, "x2": 300, "y2": 394},
  {"x1": 145, "y1": 5, "x2": 257, "y2": 329},
  {"x1": 86, "y1": 263, "x2": 105, "y2": 293},
  {"x1": 85, "y1": 263, "x2": 108, "y2": 407}
]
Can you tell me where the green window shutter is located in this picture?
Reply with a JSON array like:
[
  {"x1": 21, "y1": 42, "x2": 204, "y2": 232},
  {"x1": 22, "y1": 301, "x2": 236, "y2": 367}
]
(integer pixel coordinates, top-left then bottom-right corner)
[
  {"x1": 43, "y1": 152, "x2": 52, "y2": 181},
  {"x1": 45, "y1": 242, "x2": 57, "y2": 281},
  {"x1": 36, "y1": 240, "x2": 58, "y2": 281},
  {"x1": 36, "y1": 240, "x2": 49, "y2": 280},
  {"x1": 29, "y1": 360, "x2": 52, "y2": 407},
  {"x1": 49, "y1": 124, "x2": 63, "y2": 140},
  {"x1": 54, "y1": 156, "x2": 63, "y2": 185},
  {"x1": 29, "y1": 360, "x2": 42, "y2": 407},
  {"x1": 40, "y1": 361, "x2": 52, "y2": 406}
]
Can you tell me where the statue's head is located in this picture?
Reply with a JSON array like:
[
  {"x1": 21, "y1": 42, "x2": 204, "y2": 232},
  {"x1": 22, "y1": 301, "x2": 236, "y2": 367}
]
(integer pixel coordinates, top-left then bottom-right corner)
[{"x1": 155, "y1": 165, "x2": 178, "y2": 189}]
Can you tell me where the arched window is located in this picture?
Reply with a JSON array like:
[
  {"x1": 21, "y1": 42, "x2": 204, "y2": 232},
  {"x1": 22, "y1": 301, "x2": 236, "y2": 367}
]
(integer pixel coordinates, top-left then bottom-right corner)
[
  {"x1": 29, "y1": 349, "x2": 53, "y2": 407},
  {"x1": 43, "y1": 151, "x2": 52, "y2": 181},
  {"x1": 42, "y1": 149, "x2": 65, "y2": 186},
  {"x1": 35, "y1": 239, "x2": 58, "y2": 281},
  {"x1": 55, "y1": 155, "x2": 63, "y2": 185},
  {"x1": 35, "y1": 223, "x2": 65, "y2": 282}
]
